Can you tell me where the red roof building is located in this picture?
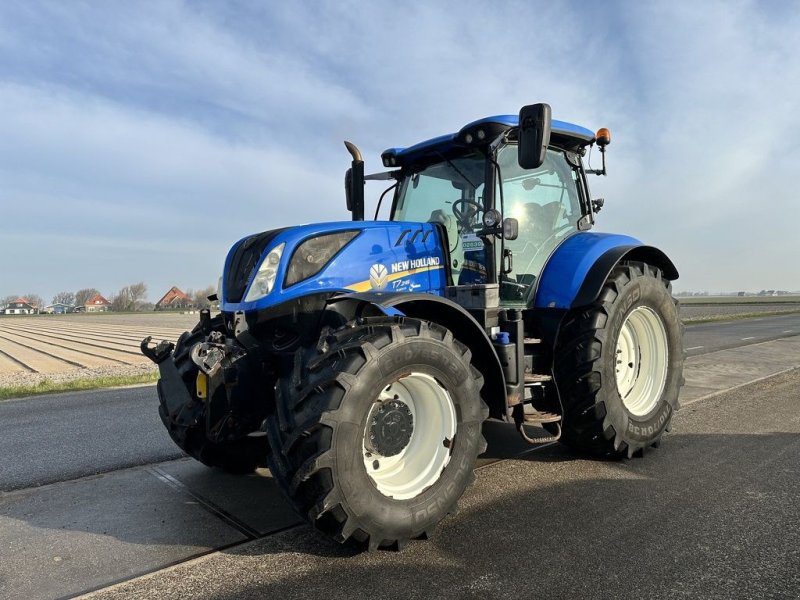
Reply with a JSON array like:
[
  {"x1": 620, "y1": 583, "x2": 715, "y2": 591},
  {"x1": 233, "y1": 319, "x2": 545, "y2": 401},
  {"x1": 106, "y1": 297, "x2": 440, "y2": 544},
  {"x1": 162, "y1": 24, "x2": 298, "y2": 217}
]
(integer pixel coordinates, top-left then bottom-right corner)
[
  {"x1": 4, "y1": 298, "x2": 36, "y2": 315},
  {"x1": 155, "y1": 287, "x2": 193, "y2": 310},
  {"x1": 85, "y1": 293, "x2": 111, "y2": 312}
]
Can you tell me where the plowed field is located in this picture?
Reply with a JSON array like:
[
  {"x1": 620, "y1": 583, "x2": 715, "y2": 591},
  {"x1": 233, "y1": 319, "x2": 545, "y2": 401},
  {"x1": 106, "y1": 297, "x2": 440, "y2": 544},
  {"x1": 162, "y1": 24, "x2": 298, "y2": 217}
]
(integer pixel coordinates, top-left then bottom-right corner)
[{"x1": 0, "y1": 313, "x2": 198, "y2": 382}]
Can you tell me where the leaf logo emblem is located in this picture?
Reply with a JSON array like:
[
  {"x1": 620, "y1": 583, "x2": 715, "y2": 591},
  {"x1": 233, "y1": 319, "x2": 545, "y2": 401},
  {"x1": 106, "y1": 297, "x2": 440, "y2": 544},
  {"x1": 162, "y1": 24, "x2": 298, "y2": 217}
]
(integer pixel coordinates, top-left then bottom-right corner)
[{"x1": 369, "y1": 264, "x2": 388, "y2": 290}]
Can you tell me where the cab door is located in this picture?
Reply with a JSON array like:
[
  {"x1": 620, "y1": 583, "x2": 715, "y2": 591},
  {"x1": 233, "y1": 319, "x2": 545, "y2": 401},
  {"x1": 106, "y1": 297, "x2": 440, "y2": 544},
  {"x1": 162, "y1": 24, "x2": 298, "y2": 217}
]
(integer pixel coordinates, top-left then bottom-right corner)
[{"x1": 495, "y1": 146, "x2": 584, "y2": 306}]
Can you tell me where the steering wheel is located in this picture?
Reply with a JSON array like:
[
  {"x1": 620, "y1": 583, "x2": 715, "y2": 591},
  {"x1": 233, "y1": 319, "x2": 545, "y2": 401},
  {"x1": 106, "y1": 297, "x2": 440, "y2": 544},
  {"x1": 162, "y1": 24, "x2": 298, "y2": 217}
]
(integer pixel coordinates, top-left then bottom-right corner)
[{"x1": 452, "y1": 199, "x2": 483, "y2": 231}]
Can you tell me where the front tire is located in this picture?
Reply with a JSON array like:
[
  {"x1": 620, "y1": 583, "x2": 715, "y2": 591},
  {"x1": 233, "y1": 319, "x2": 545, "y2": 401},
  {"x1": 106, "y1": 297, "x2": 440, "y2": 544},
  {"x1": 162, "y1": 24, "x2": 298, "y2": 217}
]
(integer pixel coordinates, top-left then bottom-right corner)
[
  {"x1": 266, "y1": 317, "x2": 487, "y2": 551},
  {"x1": 554, "y1": 262, "x2": 683, "y2": 457}
]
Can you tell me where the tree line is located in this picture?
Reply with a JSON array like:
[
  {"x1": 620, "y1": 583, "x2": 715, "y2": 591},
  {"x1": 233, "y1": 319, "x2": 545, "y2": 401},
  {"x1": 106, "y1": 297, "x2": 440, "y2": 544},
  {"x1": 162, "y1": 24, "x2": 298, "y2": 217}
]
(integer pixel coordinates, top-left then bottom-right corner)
[{"x1": 2, "y1": 283, "x2": 217, "y2": 312}]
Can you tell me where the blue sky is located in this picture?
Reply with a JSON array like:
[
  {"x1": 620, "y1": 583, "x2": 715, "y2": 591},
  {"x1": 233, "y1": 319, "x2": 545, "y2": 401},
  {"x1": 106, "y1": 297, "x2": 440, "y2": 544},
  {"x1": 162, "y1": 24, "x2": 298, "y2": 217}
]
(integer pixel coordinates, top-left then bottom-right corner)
[{"x1": 1, "y1": 0, "x2": 798, "y2": 302}]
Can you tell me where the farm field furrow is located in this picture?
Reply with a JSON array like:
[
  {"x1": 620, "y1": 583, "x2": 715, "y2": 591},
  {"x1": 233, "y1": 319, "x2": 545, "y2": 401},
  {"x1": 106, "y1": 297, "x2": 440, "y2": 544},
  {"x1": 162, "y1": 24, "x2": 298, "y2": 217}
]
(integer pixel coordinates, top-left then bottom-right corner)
[
  {"x1": 27, "y1": 314, "x2": 199, "y2": 328},
  {"x1": 0, "y1": 322, "x2": 188, "y2": 340},
  {"x1": 0, "y1": 314, "x2": 196, "y2": 380},
  {"x1": 0, "y1": 350, "x2": 30, "y2": 373},
  {"x1": 0, "y1": 331, "x2": 119, "y2": 370},
  {"x1": 0, "y1": 328, "x2": 145, "y2": 356},
  {"x1": 2, "y1": 325, "x2": 177, "y2": 344},
  {"x1": 0, "y1": 336, "x2": 78, "y2": 374},
  {"x1": 0, "y1": 330, "x2": 138, "y2": 364}
]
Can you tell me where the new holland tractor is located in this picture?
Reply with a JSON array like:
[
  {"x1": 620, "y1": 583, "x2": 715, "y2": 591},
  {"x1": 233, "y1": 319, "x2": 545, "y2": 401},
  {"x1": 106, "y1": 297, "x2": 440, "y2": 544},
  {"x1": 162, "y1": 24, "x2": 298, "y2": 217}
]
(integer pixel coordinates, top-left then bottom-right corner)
[{"x1": 142, "y1": 103, "x2": 683, "y2": 551}]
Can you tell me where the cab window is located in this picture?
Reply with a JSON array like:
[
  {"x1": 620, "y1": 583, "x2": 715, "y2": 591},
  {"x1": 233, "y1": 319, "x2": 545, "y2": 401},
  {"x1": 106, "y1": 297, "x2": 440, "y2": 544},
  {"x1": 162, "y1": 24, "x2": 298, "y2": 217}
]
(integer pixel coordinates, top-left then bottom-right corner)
[{"x1": 497, "y1": 145, "x2": 582, "y2": 303}]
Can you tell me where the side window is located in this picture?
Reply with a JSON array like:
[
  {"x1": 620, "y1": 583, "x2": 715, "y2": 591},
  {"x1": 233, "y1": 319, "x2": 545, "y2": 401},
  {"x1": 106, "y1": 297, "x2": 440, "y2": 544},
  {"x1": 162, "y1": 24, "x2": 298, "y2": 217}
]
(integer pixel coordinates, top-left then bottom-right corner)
[{"x1": 497, "y1": 146, "x2": 582, "y2": 303}]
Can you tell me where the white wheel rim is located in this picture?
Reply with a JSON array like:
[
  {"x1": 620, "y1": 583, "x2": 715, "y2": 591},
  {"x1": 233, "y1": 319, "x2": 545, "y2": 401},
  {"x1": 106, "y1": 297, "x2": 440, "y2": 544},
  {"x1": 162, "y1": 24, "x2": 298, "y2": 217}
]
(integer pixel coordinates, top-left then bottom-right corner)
[
  {"x1": 362, "y1": 372, "x2": 457, "y2": 500},
  {"x1": 615, "y1": 306, "x2": 669, "y2": 417}
]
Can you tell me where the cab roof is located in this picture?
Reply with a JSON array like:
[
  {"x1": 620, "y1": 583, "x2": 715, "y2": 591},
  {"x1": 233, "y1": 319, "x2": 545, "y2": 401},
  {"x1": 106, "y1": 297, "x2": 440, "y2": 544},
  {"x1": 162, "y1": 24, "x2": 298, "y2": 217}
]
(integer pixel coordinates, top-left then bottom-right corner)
[{"x1": 381, "y1": 114, "x2": 595, "y2": 168}]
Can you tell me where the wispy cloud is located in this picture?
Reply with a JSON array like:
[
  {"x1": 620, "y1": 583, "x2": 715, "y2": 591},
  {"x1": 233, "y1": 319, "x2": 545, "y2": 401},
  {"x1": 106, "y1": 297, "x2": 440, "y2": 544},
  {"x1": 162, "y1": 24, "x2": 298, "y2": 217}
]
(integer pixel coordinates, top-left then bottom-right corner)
[{"x1": 0, "y1": 0, "x2": 797, "y2": 299}]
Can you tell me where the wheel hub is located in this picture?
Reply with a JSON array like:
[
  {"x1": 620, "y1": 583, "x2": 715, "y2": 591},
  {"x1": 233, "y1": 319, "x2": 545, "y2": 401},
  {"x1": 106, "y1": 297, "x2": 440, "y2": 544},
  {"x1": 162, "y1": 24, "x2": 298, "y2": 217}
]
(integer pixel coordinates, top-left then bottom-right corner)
[
  {"x1": 367, "y1": 399, "x2": 413, "y2": 457},
  {"x1": 615, "y1": 305, "x2": 669, "y2": 417},
  {"x1": 362, "y1": 373, "x2": 457, "y2": 500}
]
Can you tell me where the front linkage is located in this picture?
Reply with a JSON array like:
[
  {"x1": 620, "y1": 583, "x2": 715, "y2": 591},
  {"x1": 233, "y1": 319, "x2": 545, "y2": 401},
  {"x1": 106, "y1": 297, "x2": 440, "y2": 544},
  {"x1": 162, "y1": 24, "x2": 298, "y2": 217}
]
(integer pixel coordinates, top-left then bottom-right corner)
[{"x1": 141, "y1": 308, "x2": 271, "y2": 473}]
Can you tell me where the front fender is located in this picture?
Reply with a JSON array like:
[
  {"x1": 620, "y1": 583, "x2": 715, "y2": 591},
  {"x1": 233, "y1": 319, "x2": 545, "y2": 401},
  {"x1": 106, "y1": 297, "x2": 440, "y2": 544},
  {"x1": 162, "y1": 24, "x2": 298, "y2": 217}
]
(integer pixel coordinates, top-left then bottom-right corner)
[
  {"x1": 534, "y1": 232, "x2": 679, "y2": 310},
  {"x1": 327, "y1": 292, "x2": 507, "y2": 419}
]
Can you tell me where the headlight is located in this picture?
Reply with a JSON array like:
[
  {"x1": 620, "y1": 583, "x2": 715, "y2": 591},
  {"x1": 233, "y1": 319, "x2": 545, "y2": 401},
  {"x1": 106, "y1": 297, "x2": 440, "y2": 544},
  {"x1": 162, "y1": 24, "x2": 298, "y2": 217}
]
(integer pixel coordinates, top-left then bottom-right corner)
[
  {"x1": 244, "y1": 243, "x2": 285, "y2": 302},
  {"x1": 216, "y1": 276, "x2": 223, "y2": 302},
  {"x1": 285, "y1": 231, "x2": 359, "y2": 287}
]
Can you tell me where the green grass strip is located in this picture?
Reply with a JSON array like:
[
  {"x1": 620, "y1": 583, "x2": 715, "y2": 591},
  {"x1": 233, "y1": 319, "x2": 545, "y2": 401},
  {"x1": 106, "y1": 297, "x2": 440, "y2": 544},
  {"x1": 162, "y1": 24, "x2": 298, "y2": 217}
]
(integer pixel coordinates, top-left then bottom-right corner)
[{"x1": 0, "y1": 372, "x2": 159, "y2": 401}]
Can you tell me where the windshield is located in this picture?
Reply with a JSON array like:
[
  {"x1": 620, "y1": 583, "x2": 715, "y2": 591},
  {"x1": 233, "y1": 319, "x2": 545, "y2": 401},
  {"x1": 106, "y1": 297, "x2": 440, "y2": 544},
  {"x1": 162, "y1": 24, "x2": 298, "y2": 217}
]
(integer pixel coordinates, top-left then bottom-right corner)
[
  {"x1": 497, "y1": 145, "x2": 582, "y2": 303},
  {"x1": 391, "y1": 145, "x2": 583, "y2": 298},
  {"x1": 393, "y1": 153, "x2": 486, "y2": 284}
]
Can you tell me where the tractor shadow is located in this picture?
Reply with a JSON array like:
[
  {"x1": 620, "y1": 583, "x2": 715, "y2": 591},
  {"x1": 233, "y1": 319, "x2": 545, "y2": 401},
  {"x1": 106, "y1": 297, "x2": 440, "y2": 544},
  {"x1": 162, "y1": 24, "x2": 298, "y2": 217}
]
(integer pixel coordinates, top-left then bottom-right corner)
[
  {"x1": 478, "y1": 418, "x2": 573, "y2": 464},
  {"x1": 4, "y1": 429, "x2": 800, "y2": 600},
  {"x1": 219, "y1": 430, "x2": 800, "y2": 599}
]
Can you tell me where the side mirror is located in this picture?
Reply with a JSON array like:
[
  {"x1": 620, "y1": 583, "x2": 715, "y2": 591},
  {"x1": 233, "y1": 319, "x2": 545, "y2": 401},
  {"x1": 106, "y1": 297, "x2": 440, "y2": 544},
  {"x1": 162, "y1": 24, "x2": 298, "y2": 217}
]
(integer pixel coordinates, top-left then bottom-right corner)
[
  {"x1": 518, "y1": 103, "x2": 552, "y2": 170},
  {"x1": 503, "y1": 218, "x2": 519, "y2": 240}
]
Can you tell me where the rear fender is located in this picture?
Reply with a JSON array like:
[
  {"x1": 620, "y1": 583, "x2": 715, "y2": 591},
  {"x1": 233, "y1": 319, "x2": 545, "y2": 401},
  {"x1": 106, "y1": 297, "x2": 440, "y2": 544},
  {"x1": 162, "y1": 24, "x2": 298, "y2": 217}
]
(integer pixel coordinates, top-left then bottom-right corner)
[
  {"x1": 534, "y1": 232, "x2": 679, "y2": 310},
  {"x1": 327, "y1": 292, "x2": 507, "y2": 419}
]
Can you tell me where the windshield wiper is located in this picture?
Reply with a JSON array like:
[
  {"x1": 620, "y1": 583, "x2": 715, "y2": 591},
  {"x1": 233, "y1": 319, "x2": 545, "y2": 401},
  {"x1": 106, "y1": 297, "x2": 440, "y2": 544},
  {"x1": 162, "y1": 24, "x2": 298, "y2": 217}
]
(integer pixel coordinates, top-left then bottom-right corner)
[{"x1": 435, "y1": 152, "x2": 477, "y2": 190}]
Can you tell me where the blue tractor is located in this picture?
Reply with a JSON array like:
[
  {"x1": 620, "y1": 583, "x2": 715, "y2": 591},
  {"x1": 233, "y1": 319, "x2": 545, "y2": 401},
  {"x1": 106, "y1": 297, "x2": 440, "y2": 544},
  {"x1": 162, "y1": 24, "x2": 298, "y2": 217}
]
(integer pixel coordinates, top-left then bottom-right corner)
[{"x1": 142, "y1": 104, "x2": 683, "y2": 551}]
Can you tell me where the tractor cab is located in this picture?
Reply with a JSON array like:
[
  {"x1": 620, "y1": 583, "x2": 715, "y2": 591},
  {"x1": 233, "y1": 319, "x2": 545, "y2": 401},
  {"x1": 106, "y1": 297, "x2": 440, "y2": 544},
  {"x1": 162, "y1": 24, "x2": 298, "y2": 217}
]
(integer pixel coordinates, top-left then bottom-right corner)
[{"x1": 347, "y1": 104, "x2": 604, "y2": 308}]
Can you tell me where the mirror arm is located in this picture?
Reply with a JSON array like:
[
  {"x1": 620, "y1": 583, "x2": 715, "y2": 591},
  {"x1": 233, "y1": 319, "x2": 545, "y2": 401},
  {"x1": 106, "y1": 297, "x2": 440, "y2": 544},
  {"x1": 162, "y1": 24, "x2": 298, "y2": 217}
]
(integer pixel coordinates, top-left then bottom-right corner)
[{"x1": 586, "y1": 145, "x2": 608, "y2": 176}]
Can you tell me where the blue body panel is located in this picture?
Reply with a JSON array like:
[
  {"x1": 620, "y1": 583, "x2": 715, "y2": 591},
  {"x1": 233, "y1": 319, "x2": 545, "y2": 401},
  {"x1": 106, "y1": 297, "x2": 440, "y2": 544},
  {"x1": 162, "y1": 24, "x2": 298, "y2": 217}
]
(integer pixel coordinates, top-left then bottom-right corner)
[
  {"x1": 383, "y1": 115, "x2": 595, "y2": 165},
  {"x1": 533, "y1": 232, "x2": 641, "y2": 310},
  {"x1": 220, "y1": 221, "x2": 448, "y2": 313}
]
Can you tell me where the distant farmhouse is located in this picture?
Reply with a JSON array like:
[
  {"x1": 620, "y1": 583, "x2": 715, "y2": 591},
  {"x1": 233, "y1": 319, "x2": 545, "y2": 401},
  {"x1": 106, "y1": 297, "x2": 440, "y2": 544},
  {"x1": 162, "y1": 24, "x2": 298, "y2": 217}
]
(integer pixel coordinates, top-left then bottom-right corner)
[
  {"x1": 85, "y1": 293, "x2": 111, "y2": 312},
  {"x1": 43, "y1": 303, "x2": 74, "y2": 314},
  {"x1": 3, "y1": 298, "x2": 37, "y2": 315},
  {"x1": 155, "y1": 287, "x2": 193, "y2": 310}
]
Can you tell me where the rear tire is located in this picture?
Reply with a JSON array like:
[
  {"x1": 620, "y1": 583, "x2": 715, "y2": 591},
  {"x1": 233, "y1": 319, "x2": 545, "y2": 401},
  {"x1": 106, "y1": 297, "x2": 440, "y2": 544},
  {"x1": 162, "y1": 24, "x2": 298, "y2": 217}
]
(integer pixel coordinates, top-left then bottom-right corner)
[
  {"x1": 554, "y1": 261, "x2": 684, "y2": 457},
  {"x1": 266, "y1": 317, "x2": 487, "y2": 551},
  {"x1": 158, "y1": 319, "x2": 269, "y2": 474}
]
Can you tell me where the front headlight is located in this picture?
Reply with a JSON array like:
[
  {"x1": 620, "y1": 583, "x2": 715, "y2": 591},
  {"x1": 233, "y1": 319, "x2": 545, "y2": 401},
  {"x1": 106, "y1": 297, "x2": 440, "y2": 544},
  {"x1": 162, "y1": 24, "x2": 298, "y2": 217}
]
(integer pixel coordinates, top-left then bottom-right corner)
[
  {"x1": 244, "y1": 243, "x2": 285, "y2": 302},
  {"x1": 285, "y1": 231, "x2": 359, "y2": 287}
]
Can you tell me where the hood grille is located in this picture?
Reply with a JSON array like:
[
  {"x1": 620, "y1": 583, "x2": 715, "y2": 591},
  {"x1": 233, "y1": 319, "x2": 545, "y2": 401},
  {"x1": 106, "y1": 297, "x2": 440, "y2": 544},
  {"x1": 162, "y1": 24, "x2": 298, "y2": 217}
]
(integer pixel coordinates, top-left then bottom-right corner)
[{"x1": 225, "y1": 228, "x2": 286, "y2": 303}]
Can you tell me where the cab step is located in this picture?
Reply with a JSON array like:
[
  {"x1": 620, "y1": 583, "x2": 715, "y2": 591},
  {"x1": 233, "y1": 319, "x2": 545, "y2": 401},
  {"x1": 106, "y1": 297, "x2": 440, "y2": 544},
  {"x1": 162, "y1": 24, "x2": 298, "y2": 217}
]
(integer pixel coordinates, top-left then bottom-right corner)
[
  {"x1": 521, "y1": 409, "x2": 561, "y2": 424},
  {"x1": 524, "y1": 372, "x2": 552, "y2": 384},
  {"x1": 511, "y1": 404, "x2": 562, "y2": 445}
]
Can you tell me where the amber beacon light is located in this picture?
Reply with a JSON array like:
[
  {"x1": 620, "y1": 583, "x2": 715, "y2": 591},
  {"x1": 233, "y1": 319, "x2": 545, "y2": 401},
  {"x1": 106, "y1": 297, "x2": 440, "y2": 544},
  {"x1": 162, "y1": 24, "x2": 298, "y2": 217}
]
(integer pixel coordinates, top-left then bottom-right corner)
[{"x1": 595, "y1": 127, "x2": 611, "y2": 147}]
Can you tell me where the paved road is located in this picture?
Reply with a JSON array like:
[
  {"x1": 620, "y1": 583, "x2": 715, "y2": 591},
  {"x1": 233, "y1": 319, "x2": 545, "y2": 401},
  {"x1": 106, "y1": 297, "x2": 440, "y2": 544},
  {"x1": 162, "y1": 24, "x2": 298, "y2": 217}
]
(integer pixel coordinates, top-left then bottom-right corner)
[
  {"x1": 2, "y1": 313, "x2": 798, "y2": 492},
  {"x1": 0, "y1": 321, "x2": 798, "y2": 599},
  {"x1": 0, "y1": 387, "x2": 181, "y2": 491},
  {"x1": 684, "y1": 313, "x2": 800, "y2": 356},
  {"x1": 89, "y1": 368, "x2": 800, "y2": 600}
]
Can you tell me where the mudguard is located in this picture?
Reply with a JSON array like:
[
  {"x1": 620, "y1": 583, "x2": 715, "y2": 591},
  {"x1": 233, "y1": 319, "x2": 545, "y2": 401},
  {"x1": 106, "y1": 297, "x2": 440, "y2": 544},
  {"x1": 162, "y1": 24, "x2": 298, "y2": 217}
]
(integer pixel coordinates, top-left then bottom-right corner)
[
  {"x1": 328, "y1": 291, "x2": 507, "y2": 419},
  {"x1": 534, "y1": 232, "x2": 679, "y2": 310}
]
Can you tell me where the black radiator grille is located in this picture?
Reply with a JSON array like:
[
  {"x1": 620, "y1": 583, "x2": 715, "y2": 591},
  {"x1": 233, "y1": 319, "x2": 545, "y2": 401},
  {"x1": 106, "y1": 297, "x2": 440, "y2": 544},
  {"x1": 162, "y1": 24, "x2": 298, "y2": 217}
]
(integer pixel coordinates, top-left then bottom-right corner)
[{"x1": 225, "y1": 228, "x2": 286, "y2": 303}]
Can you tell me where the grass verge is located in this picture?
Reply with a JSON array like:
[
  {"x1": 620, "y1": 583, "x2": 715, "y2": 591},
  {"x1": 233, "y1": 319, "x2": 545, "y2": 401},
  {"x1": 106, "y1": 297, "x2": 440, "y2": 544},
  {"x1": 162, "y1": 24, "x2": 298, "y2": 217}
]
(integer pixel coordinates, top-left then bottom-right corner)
[{"x1": 0, "y1": 372, "x2": 159, "y2": 401}]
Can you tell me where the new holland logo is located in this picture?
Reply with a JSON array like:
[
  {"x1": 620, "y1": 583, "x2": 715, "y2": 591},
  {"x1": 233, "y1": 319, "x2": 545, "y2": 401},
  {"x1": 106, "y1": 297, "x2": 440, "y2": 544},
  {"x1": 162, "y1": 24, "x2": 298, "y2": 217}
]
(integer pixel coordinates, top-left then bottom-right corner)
[{"x1": 369, "y1": 263, "x2": 389, "y2": 290}]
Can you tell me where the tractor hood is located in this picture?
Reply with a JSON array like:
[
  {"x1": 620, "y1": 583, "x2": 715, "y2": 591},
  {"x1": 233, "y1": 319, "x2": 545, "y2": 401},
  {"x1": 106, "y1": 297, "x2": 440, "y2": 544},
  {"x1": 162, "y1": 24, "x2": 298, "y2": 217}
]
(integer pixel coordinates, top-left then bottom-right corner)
[{"x1": 220, "y1": 221, "x2": 448, "y2": 313}]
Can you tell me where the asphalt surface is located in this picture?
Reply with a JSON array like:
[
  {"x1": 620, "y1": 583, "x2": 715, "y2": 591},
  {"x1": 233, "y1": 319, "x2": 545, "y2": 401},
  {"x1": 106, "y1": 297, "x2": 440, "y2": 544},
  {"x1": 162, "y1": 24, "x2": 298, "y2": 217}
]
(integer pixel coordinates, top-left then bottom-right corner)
[
  {"x1": 86, "y1": 368, "x2": 800, "y2": 600},
  {"x1": 0, "y1": 386, "x2": 181, "y2": 491},
  {"x1": 684, "y1": 312, "x2": 800, "y2": 356},
  {"x1": 0, "y1": 315, "x2": 799, "y2": 599}
]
